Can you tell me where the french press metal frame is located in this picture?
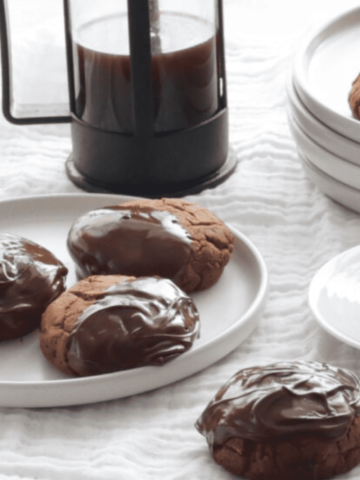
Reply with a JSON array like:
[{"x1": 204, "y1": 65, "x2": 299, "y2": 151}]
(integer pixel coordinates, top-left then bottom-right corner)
[{"x1": 0, "y1": 0, "x2": 236, "y2": 197}]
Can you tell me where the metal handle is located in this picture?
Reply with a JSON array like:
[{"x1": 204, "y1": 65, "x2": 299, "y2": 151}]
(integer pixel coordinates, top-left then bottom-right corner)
[{"x1": 0, "y1": 0, "x2": 71, "y2": 125}]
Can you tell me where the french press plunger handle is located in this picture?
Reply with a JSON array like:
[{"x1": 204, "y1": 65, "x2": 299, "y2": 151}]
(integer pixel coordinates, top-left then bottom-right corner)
[{"x1": 0, "y1": 0, "x2": 71, "y2": 125}]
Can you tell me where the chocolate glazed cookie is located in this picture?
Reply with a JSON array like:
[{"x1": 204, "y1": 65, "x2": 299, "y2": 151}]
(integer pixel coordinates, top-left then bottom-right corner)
[
  {"x1": 196, "y1": 361, "x2": 360, "y2": 480},
  {"x1": 0, "y1": 233, "x2": 68, "y2": 340},
  {"x1": 349, "y1": 74, "x2": 360, "y2": 119},
  {"x1": 67, "y1": 198, "x2": 235, "y2": 293},
  {"x1": 40, "y1": 275, "x2": 200, "y2": 376}
]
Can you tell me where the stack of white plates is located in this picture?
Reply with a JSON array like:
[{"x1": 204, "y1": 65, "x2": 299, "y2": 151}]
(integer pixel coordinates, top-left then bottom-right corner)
[{"x1": 288, "y1": 6, "x2": 360, "y2": 213}]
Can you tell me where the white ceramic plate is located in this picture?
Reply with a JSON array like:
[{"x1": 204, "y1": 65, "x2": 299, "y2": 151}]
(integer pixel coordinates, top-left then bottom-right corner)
[
  {"x1": 292, "y1": 6, "x2": 360, "y2": 143},
  {"x1": 287, "y1": 80, "x2": 360, "y2": 167},
  {"x1": 309, "y1": 245, "x2": 360, "y2": 350},
  {"x1": 0, "y1": 193, "x2": 268, "y2": 408},
  {"x1": 288, "y1": 114, "x2": 360, "y2": 190},
  {"x1": 299, "y1": 152, "x2": 360, "y2": 214}
]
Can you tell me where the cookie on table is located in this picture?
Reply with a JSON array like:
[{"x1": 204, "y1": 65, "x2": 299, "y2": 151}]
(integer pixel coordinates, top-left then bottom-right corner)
[
  {"x1": 66, "y1": 198, "x2": 235, "y2": 293},
  {"x1": 349, "y1": 74, "x2": 360, "y2": 119},
  {"x1": 40, "y1": 275, "x2": 200, "y2": 376},
  {"x1": 196, "y1": 361, "x2": 360, "y2": 480},
  {"x1": 0, "y1": 233, "x2": 68, "y2": 341}
]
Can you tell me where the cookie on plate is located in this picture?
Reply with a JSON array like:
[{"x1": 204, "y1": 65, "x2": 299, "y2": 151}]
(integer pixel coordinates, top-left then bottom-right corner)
[
  {"x1": 196, "y1": 361, "x2": 360, "y2": 480},
  {"x1": 0, "y1": 233, "x2": 68, "y2": 341},
  {"x1": 349, "y1": 74, "x2": 360, "y2": 119},
  {"x1": 40, "y1": 275, "x2": 200, "y2": 376},
  {"x1": 66, "y1": 198, "x2": 235, "y2": 293}
]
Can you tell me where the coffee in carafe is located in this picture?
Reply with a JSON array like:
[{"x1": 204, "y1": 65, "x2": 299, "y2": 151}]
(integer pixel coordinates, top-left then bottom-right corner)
[{"x1": 73, "y1": 12, "x2": 219, "y2": 134}]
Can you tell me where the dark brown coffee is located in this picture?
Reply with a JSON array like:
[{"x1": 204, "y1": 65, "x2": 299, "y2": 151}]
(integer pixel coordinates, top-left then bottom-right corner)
[{"x1": 72, "y1": 19, "x2": 218, "y2": 133}]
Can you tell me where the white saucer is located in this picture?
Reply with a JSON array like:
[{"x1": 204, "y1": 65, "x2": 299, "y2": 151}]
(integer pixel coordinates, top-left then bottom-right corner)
[
  {"x1": 287, "y1": 80, "x2": 360, "y2": 167},
  {"x1": 299, "y1": 152, "x2": 360, "y2": 214},
  {"x1": 288, "y1": 115, "x2": 360, "y2": 191},
  {"x1": 309, "y1": 245, "x2": 360, "y2": 350},
  {"x1": 293, "y1": 6, "x2": 360, "y2": 143}
]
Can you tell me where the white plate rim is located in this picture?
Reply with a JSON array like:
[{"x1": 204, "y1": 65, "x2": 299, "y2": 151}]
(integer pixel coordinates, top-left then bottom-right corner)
[
  {"x1": 292, "y1": 6, "x2": 360, "y2": 142},
  {"x1": 0, "y1": 193, "x2": 269, "y2": 408},
  {"x1": 308, "y1": 245, "x2": 360, "y2": 350}
]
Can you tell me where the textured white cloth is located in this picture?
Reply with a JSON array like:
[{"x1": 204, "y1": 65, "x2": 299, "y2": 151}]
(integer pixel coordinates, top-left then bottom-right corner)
[{"x1": 0, "y1": 0, "x2": 360, "y2": 478}]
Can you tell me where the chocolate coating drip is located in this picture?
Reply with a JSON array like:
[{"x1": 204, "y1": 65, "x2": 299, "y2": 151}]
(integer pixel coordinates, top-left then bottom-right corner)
[
  {"x1": 66, "y1": 277, "x2": 200, "y2": 376},
  {"x1": 196, "y1": 362, "x2": 360, "y2": 449},
  {"x1": 67, "y1": 206, "x2": 192, "y2": 284},
  {"x1": 0, "y1": 233, "x2": 68, "y2": 340}
]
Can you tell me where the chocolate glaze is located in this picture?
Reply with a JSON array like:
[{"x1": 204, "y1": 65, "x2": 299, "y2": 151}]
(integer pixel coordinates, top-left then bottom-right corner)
[
  {"x1": 67, "y1": 206, "x2": 192, "y2": 285},
  {"x1": 196, "y1": 361, "x2": 360, "y2": 449},
  {"x1": 66, "y1": 276, "x2": 200, "y2": 376},
  {"x1": 0, "y1": 233, "x2": 68, "y2": 340}
]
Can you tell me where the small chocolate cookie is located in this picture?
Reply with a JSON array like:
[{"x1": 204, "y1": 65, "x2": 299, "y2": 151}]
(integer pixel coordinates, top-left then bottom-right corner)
[
  {"x1": 66, "y1": 198, "x2": 235, "y2": 293},
  {"x1": 349, "y1": 74, "x2": 360, "y2": 119},
  {"x1": 196, "y1": 361, "x2": 360, "y2": 480},
  {"x1": 0, "y1": 233, "x2": 68, "y2": 341},
  {"x1": 40, "y1": 275, "x2": 200, "y2": 376}
]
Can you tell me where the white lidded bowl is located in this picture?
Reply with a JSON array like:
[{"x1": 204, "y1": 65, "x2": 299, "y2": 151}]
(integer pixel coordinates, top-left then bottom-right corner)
[
  {"x1": 299, "y1": 152, "x2": 360, "y2": 214},
  {"x1": 288, "y1": 114, "x2": 360, "y2": 191},
  {"x1": 292, "y1": 5, "x2": 360, "y2": 143},
  {"x1": 287, "y1": 80, "x2": 360, "y2": 167}
]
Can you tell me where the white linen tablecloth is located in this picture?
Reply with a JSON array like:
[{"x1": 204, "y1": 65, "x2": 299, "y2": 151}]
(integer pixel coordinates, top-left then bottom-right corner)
[{"x1": 1, "y1": 0, "x2": 360, "y2": 478}]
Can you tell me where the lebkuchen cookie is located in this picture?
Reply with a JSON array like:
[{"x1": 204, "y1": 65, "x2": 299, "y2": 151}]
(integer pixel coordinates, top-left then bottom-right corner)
[
  {"x1": 196, "y1": 361, "x2": 360, "y2": 480},
  {"x1": 67, "y1": 198, "x2": 235, "y2": 293}
]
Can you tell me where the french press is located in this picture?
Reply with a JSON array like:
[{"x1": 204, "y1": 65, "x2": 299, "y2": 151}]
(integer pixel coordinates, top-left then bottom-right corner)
[{"x1": 0, "y1": 0, "x2": 236, "y2": 197}]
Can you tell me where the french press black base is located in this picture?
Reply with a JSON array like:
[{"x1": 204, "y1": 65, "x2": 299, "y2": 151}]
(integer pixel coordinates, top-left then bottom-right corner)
[
  {"x1": 65, "y1": 104, "x2": 236, "y2": 198},
  {"x1": 66, "y1": 150, "x2": 237, "y2": 198}
]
